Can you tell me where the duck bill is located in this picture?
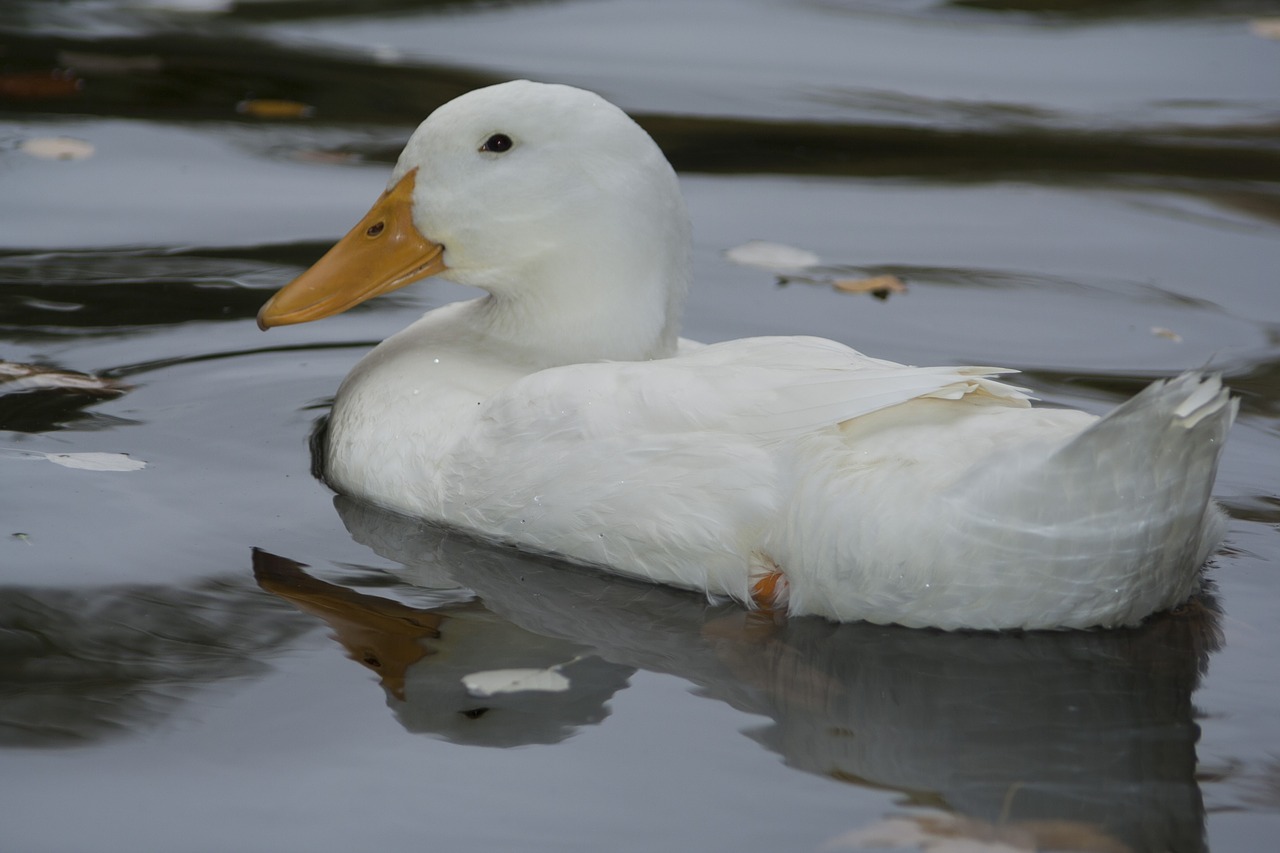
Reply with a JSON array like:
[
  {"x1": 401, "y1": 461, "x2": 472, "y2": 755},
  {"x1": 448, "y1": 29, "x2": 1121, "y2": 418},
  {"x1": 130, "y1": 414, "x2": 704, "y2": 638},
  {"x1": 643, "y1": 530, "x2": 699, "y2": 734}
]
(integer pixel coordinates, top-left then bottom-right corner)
[{"x1": 257, "y1": 169, "x2": 446, "y2": 329}]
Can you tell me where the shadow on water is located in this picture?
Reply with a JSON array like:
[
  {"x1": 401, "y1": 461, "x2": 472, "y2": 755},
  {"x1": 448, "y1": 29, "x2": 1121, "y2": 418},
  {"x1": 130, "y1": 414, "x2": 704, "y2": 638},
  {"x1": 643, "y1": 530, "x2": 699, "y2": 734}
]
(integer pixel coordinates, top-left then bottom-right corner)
[
  {"x1": 248, "y1": 495, "x2": 1220, "y2": 853},
  {"x1": 0, "y1": 244, "x2": 423, "y2": 342},
  {"x1": 2, "y1": 28, "x2": 496, "y2": 125},
  {"x1": 0, "y1": 247, "x2": 320, "y2": 431},
  {"x1": 4, "y1": 25, "x2": 1280, "y2": 187},
  {"x1": 0, "y1": 577, "x2": 313, "y2": 747},
  {"x1": 0, "y1": 250, "x2": 286, "y2": 338}
]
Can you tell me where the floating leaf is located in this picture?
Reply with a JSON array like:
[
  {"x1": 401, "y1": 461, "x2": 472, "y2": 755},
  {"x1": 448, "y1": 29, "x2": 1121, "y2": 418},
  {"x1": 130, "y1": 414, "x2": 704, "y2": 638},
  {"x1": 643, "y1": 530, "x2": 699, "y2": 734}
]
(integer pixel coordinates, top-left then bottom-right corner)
[
  {"x1": 236, "y1": 99, "x2": 316, "y2": 119},
  {"x1": 725, "y1": 240, "x2": 821, "y2": 272},
  {"x1": 0, "y1": 362, "x2": 126, "y2": 396},
  {"x1": 727, "y1": 242, "x2": 904, "y2": 300},
  {"x1": 19, "y1": 137, "x2": 95, "y2": 161},
  {"x1": 1150, "y1": 326, "x2": 1182, "y2": 343},
  {"x1": 293, "y1": 148, "x2": 363, "y2": 165},
  {"x1": 1250, "y1": 19, "x2": 1280, "y2": 39},
  {"x1": 462, "y1": 666, "x2": 571, "y2": 697},
  {"x1": 833, "y1": 274, "x2": 907, "y2": 299},
  {"x1": 42, "y1": 452, "x2": 146, "y2": 472},
  {"x1": 0, "y1": 70, "x2": 84, "y2": 99}
]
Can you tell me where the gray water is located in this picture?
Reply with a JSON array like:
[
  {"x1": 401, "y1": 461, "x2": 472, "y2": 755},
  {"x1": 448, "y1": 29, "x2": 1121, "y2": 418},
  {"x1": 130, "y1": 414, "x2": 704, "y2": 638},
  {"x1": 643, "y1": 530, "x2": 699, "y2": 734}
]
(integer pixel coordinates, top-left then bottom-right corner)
[{"x1": 2, "y1": 2, "x2": 1278, "y2": 851}]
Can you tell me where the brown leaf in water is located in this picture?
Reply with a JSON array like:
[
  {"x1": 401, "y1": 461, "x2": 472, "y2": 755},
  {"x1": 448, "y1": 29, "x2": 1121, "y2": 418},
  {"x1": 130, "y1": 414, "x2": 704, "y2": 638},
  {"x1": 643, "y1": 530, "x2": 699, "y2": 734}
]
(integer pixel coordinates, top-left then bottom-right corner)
[
  {"x1": 293, "y1": 149, "x2": 363, "y2": 165},
  {"x1": 236, "y1": 99, "x2": 316, "y2": 119},
  {"x1": 0, "y1": 70, "x2": 84, "y2": 99},
  {"x1": 1250, "y1": 19, "x2": 1280, "y2": 39},
  {"x1": 1150, "y1": 326, "x2": 1182, "y2": 343},
  {"x1": 833, "y1": 274, "x2": 907, "y2": 300}
]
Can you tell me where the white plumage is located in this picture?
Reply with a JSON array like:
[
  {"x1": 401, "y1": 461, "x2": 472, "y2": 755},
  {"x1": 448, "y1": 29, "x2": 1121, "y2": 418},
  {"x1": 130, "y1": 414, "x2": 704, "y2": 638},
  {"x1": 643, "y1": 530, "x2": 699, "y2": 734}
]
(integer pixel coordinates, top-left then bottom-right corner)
[{"x1": 260, "y1": 80, "x2": 1235, "y2": 630}]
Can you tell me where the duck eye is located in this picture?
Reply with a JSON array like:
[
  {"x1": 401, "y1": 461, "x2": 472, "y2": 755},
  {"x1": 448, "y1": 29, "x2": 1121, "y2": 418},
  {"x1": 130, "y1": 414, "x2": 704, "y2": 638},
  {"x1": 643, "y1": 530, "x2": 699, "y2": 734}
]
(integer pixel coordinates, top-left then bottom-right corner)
[{"x1": 480, "y1": 133, "x2": 513, "y2": 153}]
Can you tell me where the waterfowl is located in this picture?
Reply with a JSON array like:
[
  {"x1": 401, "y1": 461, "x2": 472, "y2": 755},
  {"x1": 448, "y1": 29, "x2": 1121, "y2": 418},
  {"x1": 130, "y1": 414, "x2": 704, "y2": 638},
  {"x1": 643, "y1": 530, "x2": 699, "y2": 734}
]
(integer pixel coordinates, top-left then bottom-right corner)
[{"x1": 258, "y1": 80, "x2": 1235, "y2": 631}]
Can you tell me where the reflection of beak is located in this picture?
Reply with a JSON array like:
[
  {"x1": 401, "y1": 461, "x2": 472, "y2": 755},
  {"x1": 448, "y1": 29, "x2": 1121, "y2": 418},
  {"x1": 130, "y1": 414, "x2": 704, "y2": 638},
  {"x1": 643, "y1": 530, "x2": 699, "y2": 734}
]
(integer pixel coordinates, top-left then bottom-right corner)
[
  {"x1": 257, "y1": 168, "x2": 446, "y2": 329},
  {"x1": 252, "y1": 548, "x2": 446, "y2": 701}
]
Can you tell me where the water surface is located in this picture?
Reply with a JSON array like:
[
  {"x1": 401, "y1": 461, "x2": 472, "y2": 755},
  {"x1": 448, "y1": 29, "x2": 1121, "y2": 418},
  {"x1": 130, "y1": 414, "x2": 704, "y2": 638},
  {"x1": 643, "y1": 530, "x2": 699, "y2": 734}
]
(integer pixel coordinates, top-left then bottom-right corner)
[{"x1": 2, "y1": 2, "x2": 1278, "y2": 851}]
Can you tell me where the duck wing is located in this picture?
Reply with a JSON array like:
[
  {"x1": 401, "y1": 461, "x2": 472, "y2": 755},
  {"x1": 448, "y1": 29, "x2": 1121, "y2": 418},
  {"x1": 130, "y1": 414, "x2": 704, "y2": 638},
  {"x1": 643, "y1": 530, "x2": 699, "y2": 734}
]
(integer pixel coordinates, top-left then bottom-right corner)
[{"x1": 478, "y1": 336, "x2": 1031, "y2": 441}]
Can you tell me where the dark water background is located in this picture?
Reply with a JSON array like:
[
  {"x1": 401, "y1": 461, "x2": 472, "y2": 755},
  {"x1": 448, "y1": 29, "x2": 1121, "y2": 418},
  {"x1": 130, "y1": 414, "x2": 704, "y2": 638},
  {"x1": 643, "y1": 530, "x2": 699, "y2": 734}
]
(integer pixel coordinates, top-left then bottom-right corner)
[{"x1": 2, "y1": 2, "x2": 1278, "y2": 851}]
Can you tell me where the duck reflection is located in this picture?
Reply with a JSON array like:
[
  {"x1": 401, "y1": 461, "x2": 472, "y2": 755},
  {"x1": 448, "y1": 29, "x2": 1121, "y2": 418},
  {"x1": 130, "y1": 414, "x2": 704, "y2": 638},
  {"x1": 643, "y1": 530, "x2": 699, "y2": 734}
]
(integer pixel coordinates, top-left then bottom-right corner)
[
  {"x1": 254, "y1": 551, "x2": 634, "y2": 747},
  {"x1": 256, "y1": 496, "x2": 1218, "y2": 853}
]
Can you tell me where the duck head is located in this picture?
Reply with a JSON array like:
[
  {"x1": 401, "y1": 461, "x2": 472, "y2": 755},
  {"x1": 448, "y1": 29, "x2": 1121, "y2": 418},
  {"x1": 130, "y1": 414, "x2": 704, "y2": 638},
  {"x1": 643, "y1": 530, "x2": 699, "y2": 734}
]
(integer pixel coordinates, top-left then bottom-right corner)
[{"x1": 258, "y1": 80, "x2": 691, "y2": 362}]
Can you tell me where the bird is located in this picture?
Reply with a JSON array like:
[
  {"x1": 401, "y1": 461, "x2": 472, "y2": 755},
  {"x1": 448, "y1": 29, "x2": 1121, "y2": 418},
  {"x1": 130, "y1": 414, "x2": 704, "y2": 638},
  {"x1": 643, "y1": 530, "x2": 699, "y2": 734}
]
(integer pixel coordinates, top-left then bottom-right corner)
[{"x1": 257, "y1": 80, "x2": 1235, "y2": 631}]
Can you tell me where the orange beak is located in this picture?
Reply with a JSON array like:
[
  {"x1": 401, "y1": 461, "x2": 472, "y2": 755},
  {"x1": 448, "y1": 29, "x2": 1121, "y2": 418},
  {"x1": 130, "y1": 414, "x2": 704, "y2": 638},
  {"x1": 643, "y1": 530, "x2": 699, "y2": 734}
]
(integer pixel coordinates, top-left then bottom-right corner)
[{"x1": 257, "y1": 169, "x2": 447, "y2": 329}]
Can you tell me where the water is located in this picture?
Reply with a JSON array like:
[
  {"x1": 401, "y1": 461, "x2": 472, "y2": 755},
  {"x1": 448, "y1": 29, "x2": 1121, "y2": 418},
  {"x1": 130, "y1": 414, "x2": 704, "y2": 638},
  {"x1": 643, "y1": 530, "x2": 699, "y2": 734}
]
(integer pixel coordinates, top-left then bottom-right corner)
[{"x1": 2, "y1": 1, "x2": 1278, "y2": 851}]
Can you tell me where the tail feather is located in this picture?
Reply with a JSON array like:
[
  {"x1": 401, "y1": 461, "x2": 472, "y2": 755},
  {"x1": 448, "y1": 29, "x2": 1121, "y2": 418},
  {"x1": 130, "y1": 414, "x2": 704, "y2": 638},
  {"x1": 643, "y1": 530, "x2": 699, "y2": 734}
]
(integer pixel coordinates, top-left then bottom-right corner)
[{"x1": 942, "y1": 372, "x2": 1234, "y2": 629}]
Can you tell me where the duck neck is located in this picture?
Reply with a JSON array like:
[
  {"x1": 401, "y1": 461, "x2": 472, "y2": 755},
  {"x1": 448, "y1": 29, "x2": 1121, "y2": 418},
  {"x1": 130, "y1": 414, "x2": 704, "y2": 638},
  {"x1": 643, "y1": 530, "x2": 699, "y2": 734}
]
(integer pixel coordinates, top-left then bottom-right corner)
[{"x1": 472, "y1": 238, "x2": 690, "y2": 368}]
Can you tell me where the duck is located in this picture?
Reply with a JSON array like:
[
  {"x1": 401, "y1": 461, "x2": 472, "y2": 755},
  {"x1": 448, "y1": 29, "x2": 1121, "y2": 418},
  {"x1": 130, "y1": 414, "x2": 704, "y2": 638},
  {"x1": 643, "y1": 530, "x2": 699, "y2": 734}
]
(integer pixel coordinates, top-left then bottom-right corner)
[{"x1": 257, "y1": 80, "x2": 1236, "y2": 631}]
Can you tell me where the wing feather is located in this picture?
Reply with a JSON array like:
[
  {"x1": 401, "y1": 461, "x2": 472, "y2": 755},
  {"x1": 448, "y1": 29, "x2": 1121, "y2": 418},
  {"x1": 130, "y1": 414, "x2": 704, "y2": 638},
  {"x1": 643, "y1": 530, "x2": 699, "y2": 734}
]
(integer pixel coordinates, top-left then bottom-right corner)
[{"x1": 478, "y1": 336, "x2": 1030, "y2": 440}]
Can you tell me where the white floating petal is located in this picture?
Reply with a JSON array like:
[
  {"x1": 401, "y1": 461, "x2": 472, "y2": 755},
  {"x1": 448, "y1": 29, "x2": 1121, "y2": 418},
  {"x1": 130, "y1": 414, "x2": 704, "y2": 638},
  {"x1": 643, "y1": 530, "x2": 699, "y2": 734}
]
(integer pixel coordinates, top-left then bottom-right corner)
[
  {"x1": 725, "y1": 240, "x2": 821, "y2": 272},
  {"x1": 462, "y1": 667, "x2": 570, "y2": 697},
  {"x1": 20, "y1": 137, "x2": 96, "y2": 161},
  {"x1": 43, "y1": 452, "x2": 147, "y2": 471}
]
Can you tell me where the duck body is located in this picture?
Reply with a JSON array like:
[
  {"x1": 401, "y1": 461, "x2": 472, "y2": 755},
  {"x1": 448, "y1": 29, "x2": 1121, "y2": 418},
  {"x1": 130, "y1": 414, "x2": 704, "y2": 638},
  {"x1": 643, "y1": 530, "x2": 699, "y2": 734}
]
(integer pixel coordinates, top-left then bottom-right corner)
[
  {"x1": 327, "y1": 316, "x2": 1230, "y2": 631},
  {"x1": 261, "y1": 81, "x2": 1235, "y2": 631}
]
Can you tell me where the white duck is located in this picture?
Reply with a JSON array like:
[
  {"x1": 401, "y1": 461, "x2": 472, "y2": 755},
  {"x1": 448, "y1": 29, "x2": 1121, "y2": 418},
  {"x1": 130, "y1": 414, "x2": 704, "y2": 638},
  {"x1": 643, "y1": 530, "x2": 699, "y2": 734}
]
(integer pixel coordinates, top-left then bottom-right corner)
[{"x1": 258, "y1": 80, "x2": 1235, "y2": 631}]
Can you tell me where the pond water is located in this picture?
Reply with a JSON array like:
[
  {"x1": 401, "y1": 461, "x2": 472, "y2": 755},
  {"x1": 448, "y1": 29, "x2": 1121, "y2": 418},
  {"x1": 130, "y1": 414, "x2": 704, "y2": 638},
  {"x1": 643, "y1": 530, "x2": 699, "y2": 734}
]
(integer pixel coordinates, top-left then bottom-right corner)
[{"x1": 2, "y1": 2, "x2": 1278, "y2": 851}]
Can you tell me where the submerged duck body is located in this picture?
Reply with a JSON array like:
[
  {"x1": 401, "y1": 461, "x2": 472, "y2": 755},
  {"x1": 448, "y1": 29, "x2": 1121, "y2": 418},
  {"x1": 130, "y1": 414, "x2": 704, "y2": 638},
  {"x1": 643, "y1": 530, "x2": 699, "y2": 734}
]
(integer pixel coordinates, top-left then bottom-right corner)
[{"x1": 260, "y1": 81, "x2": 1235, "y2": 631}]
